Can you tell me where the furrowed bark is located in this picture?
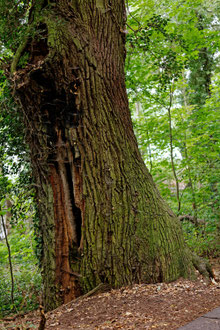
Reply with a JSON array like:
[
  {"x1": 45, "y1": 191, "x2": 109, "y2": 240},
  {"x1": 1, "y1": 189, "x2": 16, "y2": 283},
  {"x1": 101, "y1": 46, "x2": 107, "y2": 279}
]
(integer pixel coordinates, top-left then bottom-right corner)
[{"x1": 11, "y1": 0, "x2": 198, "y2": 310}]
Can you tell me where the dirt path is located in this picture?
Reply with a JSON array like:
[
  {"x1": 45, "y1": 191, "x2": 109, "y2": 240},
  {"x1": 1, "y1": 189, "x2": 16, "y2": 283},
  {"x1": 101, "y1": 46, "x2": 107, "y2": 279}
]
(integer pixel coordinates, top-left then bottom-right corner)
[{"x1": 1, "y1": 259, "x2": 220, "y2": 329}]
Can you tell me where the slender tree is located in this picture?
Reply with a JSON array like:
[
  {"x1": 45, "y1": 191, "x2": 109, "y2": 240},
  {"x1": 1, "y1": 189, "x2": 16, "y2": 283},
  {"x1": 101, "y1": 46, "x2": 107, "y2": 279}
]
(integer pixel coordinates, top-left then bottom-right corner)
[
  {"x1": 5, "y1": 0, "x2": 211, "y2": 310},
  {"x1": 1, "y1": 212, "x2": 14, "y2": 307},
  {"x1": 167, "y1": 85, "x2": 181, "y2": 213}
]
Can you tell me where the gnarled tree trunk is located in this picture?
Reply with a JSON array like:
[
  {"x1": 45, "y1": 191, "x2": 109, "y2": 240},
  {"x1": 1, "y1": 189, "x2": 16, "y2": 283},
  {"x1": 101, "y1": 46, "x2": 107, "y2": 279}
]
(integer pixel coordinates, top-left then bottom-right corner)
[{"x1": 12, "y1": 0, "x2": 195, "y2": 310}]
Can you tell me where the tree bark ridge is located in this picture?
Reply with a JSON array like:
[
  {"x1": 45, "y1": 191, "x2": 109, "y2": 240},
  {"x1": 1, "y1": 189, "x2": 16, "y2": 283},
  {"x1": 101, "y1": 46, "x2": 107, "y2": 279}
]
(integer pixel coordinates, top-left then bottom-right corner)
[{"x1": 11, "y1": 0, "x2": 197, "y2": 310}]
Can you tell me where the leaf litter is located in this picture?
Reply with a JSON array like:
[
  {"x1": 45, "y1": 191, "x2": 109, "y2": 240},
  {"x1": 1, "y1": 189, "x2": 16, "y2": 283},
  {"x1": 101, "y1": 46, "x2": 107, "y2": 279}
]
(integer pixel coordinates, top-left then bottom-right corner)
[{"x1": 1, "y1": 258, "x2": 220, "y2": 330}]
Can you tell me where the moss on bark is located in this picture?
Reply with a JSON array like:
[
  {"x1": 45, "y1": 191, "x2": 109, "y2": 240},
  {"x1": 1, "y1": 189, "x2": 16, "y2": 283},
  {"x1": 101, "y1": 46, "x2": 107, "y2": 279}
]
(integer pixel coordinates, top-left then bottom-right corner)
[{"x1": 10, "y1": 0, "x2": 205, "y2": 311}]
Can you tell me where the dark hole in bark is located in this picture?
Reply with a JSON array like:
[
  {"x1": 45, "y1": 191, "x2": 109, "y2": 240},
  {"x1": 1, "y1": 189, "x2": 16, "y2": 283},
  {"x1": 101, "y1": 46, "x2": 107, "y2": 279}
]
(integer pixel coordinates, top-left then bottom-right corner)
[
  {"x1": 158, "y1": 267, "x2": 163, "y2": 283},
  {"x1": 30, "y1": 70, "x2": 54, "y2": 89},
  {"x1": 41, "y1": 0, "x2": 49, "y2": 8},
  {"x1": 22, "y1": 23, "x2": 49, "y2": 66},
  {"x1": 65, "y1": 162, "x2": 82, "y2": 247},
  {"x1": 30, "y1": 37, "x2": 49, "y2": 60},
  {"x1": 41, "y1": 86, "x2": 80, "y2": 129}
]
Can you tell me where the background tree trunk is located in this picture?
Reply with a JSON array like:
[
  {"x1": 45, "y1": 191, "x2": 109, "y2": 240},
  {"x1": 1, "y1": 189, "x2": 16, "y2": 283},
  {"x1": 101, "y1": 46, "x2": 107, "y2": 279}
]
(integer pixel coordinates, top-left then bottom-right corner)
[{"x1": 12, "y1": 0, "x2": 194, "y2": 310}]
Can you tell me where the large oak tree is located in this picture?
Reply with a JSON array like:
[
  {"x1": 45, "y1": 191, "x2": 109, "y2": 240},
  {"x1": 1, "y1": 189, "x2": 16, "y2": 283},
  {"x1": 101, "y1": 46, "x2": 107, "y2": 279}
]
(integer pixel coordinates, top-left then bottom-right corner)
[{"x1": 6, "y1": 0, "x2": 211, "y2": 310}]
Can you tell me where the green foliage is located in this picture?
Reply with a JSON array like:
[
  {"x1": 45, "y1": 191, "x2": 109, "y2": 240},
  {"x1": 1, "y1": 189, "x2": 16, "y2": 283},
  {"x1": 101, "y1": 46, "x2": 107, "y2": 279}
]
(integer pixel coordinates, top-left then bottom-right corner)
[
  {"x1": 0, "y1": 53, "x2": 41, "y2": 317},
  {"x1": 18, "y1": 51, "x2": 30, "y2": 68},
  {"x1": 182, "y1": 219, "x2": 220, "y2": 257},
  {"x1": 0, "y1": 170, "x2": 41, "y2": 317},
  {"x1": 0, "y1": 223, "x2": 41, "y2": 317},
  {"x1": 126, "y1": 0, "x2": 220, "y2": 257},
  {"x1": 0, "y1": 0, "x2": 30, "y2": 52},
  {"x1": 0, "y1": 2, "x2": 219, "y2": 318}
]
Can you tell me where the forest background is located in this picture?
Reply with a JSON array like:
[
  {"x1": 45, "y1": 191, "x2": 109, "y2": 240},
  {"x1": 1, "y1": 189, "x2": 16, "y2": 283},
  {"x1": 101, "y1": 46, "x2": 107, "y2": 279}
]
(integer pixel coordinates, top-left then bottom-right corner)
[{"x1": 0, "y1": 0, "x2": 219, "y2": 317}]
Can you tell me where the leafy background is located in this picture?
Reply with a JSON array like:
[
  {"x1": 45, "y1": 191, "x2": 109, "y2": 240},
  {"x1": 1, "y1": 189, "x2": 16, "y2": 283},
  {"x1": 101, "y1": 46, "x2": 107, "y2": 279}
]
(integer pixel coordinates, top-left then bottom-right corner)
[{"x1": 0, "y1": 0, "x2": 219, "y2": 317}]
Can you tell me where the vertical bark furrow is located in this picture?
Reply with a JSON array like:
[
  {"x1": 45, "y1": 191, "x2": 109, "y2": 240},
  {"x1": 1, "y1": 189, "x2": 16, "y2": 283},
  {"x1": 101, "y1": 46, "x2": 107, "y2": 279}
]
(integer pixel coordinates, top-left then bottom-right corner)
[{"x1": 12, "y1": 0, "x2": 195, "y2": 309}]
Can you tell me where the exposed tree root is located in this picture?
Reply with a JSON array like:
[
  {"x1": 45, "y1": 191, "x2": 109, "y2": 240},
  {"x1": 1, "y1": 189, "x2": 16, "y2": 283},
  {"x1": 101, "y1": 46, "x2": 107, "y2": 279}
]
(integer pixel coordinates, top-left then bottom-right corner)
[
  {"x1": 38, "y1": 305, "x2": 46, "y2": 330},
  {"x1": 192, "y1": 253, "x2": 214, "y2": 280},
  {"x1": 179, "y1": 215, "x2": 205, "y2": 226}
]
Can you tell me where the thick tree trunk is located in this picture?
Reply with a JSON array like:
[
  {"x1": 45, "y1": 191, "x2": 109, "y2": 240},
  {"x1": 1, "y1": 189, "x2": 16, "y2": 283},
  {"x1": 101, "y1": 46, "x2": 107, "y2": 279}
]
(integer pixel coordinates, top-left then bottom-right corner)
[{"x1": 12, "y1": 0, "x2": 194, "y2": 310}]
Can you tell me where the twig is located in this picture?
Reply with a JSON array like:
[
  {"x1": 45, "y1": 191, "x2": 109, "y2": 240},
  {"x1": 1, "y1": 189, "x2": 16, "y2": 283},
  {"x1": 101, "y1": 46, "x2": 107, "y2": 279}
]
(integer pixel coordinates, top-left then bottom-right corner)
[
  {"x1": 179, "y1": 215, "x2": 205, "y2": 225},
  {"x1": 48, "y1": 283, "x2": 110, "y2": 315},
  {"x1": 38, "y1": 305, "x2": 46, "y2": 330},
  {"x1": 1, "y1": 213, "x2": 14, "y2": 306}
]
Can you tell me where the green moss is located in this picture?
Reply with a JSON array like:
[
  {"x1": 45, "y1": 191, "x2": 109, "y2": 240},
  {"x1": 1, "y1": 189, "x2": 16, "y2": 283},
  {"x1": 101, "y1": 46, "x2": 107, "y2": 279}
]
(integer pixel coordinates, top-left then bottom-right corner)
[
  {"x1": 96, "y1": 0, "x2": 105, "y2": 10},
  {"x1": 10, "y1": 27, "x2": 31, "y2": 74}
]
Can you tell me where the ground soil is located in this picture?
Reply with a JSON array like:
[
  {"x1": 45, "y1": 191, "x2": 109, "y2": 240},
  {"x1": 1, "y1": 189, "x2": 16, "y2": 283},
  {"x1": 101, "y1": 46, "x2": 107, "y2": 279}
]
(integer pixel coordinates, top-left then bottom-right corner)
[{"x1": 1, "y1": 258, "x2": 219, "y2": 330}]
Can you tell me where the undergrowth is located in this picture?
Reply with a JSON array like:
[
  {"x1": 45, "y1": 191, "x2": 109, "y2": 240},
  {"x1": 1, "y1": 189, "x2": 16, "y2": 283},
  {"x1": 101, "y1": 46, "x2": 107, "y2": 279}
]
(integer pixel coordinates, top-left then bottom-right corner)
[
  {"x1": 0, "y1": 220, "x2": 41, "y2": 318},
  {"x1": 182, "y1": 218, "x2": 220, "y2": 258}
]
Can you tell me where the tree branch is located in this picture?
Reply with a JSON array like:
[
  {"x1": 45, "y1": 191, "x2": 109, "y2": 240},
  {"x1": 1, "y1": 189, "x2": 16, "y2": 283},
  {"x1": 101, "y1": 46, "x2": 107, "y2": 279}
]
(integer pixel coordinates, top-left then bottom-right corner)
[
  {"x1": 179, "y1": 214, "x2": 205, "y2": 225},
  {"x1": 1, "y1": 213, "x2": 14, "y2": 306},
  {"x1": 10, "y1": 26, "x2": 31, "y2": 74}
]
